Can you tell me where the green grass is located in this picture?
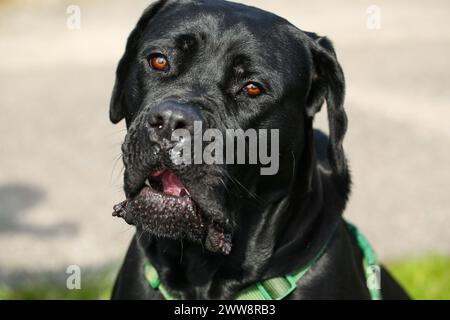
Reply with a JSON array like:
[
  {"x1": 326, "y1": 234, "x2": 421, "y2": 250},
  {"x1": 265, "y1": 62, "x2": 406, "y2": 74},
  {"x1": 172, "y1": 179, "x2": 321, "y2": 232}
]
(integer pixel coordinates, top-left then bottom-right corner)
[
  {"x1": 387, "y1": 255, "x2": 450, "y2": 300},
  {"x1": 0, "y1": 256, "x2": 448, "y2": 299},
  {"x1": 0, "y1": 272, "x2": 116, "y2": 300}
]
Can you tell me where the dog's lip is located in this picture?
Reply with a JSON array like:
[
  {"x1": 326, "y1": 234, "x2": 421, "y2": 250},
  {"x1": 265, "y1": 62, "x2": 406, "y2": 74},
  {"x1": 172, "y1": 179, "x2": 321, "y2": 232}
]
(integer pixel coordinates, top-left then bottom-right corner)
[
  {"x1": 127, "y1": 167, "x2": 231, "y2": 229},
  {"x1": 126, "y1": 167, "x2": 231, "y2": 227},
  {"x1": 125, "y1": 185, "x2": 232, "y2": 231},
  {"x1": 140, "y1": 185, "x2": 193, "y2": 203},
  {"x1": 116, "y1": 167, "x2": 233, "y2": 254},
  {"x1": 147, "y1": 168, "x2": 191, "y2": 197},
  {"x1": 122, "y1": 168, "x2": 194, "y2": 209}
]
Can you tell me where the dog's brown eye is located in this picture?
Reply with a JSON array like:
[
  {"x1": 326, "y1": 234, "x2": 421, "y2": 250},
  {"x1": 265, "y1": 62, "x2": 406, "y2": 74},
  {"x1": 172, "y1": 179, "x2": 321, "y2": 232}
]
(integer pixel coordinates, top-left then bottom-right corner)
[
  {"x1": 243, "y1": 82, "x2": 262, "y2": 97},
  {"x1": 149, "y1": 54, "x2": 169, "y2": 71}
]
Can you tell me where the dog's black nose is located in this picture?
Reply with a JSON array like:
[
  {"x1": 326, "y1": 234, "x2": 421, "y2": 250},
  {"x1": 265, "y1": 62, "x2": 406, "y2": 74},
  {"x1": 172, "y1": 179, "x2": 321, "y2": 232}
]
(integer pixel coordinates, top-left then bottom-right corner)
[{"x1": 148, "y1": 101, "x2": 202, "y2": 138}]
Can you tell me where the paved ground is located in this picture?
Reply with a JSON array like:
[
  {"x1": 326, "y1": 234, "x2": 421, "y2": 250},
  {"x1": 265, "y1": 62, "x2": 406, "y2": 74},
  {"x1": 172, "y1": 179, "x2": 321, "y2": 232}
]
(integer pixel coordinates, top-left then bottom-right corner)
[{"x1": 0, "y1": 0, "x2": 449, "y2": 285}]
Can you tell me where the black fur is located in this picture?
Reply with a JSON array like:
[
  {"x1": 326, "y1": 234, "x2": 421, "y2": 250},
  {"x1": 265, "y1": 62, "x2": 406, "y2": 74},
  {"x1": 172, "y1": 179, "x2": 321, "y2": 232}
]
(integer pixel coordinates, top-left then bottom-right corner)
[{"x1": 110, "y1": 0, "x2": 408, "y2": 299}]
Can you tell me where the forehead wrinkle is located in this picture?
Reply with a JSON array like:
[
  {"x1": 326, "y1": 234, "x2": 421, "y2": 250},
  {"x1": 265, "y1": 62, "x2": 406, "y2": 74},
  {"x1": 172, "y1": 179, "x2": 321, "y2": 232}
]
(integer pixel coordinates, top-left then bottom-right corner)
[
  {"x1": 144, "y1": 8, "x2": 287, "y2": 86},
  {"x1": 205, "y1": 24, "x2": 279, "y2": 78},
  {"x1": 148, "y1": 6, "x2": 285, "y2": 70},
  {"x1": 174, "y1": 20, "x2": 261, "y2": 82}
]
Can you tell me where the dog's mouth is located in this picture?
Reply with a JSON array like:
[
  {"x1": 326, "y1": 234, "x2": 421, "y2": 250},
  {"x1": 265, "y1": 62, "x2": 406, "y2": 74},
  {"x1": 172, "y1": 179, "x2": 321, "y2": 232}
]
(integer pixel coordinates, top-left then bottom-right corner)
[
  {"x1": 146, "y1": 168, "x2": 191, "y2": 197},
  {"x1": 112, "y1": 167, "x2": 232, "y2": 255}
]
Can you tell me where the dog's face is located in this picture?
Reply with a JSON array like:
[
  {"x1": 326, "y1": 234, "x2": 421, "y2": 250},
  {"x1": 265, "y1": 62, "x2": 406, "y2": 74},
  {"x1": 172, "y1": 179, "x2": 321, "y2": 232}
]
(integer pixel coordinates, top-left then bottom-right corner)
[{"x1": 110, "y1": 0, "x2": 347, "y2": 255}]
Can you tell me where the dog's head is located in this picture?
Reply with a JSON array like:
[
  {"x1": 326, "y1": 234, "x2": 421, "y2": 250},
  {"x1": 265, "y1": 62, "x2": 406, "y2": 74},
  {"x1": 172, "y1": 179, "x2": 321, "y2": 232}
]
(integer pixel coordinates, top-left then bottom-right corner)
[{"x1": 110, "y1": 0, "x2": 348, "y2": 255}]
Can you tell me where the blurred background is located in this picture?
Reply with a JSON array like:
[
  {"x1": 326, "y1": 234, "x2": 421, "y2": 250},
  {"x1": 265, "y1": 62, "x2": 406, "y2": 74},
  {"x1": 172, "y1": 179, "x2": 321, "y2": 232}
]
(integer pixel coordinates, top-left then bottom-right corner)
[{"x1": 0, "y1": 0, "x2": 449, "y2": 299}]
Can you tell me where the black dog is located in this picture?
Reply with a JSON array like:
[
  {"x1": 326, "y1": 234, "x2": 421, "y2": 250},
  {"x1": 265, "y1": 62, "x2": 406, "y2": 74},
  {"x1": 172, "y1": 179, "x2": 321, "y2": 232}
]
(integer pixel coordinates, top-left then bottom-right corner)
[{"x1": 110, "y1": 0, "x2": 408, "y2": 299}]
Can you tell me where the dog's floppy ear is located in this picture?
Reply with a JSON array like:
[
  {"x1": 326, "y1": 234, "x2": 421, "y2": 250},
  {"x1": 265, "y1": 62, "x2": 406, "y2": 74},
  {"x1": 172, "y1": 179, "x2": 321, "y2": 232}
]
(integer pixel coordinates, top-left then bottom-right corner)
[
  {"x1": 110, "y1": 0, "x2": 168, "y2": 124},
  {"x1": 305, "y1": 32, "x2": 348, "y2": 175}
]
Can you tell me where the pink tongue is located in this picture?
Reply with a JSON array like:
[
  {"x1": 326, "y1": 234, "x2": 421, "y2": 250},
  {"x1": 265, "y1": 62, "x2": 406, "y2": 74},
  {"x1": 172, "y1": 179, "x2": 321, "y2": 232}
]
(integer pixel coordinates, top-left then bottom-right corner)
[{"x1": 151, "y1": 169, "x2": 189, "y2": 197}]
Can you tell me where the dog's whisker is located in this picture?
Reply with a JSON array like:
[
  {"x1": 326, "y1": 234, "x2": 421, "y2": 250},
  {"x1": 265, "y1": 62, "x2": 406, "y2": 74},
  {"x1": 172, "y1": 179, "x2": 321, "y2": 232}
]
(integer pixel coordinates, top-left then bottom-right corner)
[
  {"x1": 110, "y1": 153, "x2": 124, "y2": 185},
  {"x1": 222, "y1": 170, "x2": 263, "y2": 203},
  {"x1": 136, "y1": 229, "x2": 146, "y2": 243},
  {"x1": 291, "y1": 150, "x2": 297, "y2": 183},
  {"x1": 215, "y1": 169, "x2": 243, "y2": 200},
  {"x1": 215, "y1": 171, "x2": 232, "y2": 194},
  {"x1": 179, "y1": 239, "x2": 184, "y2": 263}
]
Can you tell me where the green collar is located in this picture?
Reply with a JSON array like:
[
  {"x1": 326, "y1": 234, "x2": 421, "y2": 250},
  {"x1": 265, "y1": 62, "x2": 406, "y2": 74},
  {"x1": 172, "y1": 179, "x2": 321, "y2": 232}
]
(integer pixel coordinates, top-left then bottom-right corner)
[{"x1": 143, "y1": 221, "x2": 382, "y2": 300}]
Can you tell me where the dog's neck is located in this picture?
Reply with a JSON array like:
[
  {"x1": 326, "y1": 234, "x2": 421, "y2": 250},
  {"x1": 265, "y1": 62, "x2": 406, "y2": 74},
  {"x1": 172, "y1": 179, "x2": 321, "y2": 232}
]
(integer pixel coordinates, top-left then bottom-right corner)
[{"x1": 137, "y1": 153, "x2": 348, "y2": 299}]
